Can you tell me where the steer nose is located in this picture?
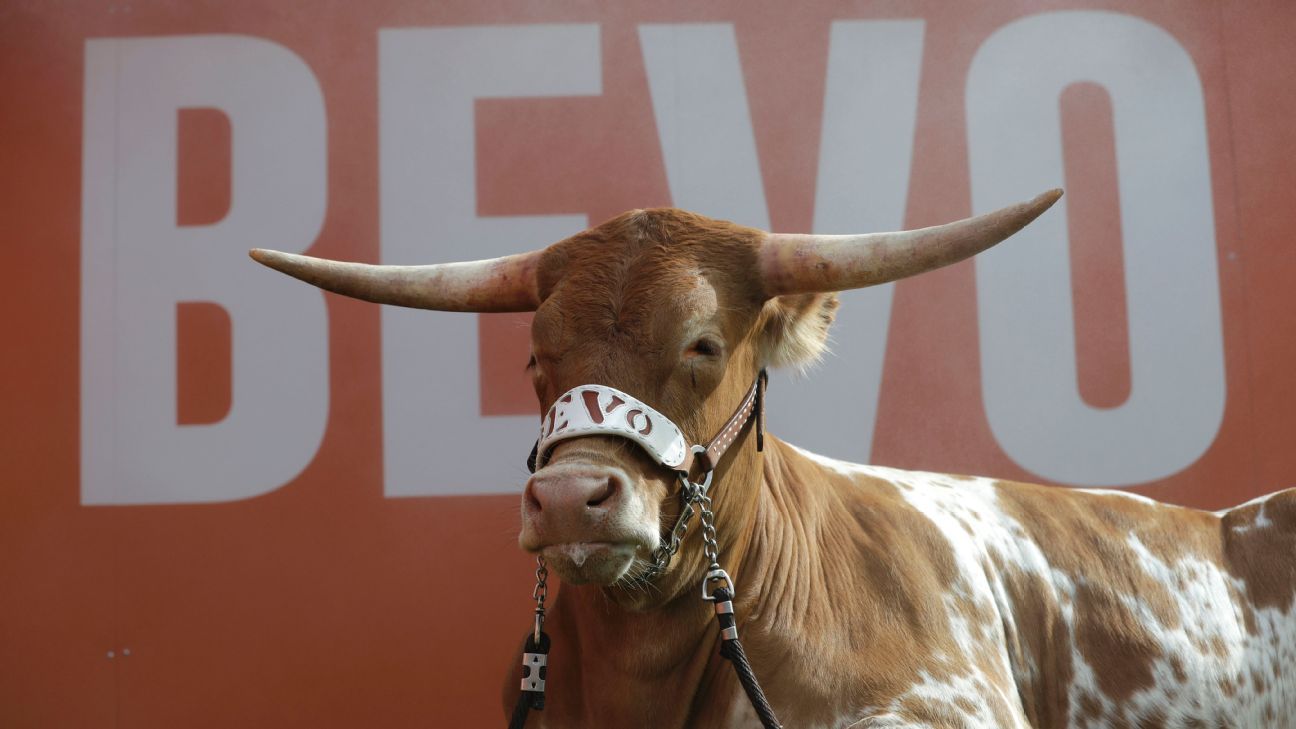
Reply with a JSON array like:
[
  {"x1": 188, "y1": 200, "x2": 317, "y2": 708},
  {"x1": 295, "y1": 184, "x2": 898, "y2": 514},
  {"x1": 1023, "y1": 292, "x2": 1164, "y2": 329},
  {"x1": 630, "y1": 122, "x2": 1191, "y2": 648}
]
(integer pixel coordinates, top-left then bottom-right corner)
[{"x1": 524, "y1": 464, "x2": 626, "y2": 518}]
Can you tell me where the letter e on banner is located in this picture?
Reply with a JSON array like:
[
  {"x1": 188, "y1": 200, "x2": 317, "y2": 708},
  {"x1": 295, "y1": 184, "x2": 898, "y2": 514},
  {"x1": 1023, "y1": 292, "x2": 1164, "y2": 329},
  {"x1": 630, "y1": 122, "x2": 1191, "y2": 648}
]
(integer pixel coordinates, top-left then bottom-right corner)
[{"x1": 379, "y1": 25, "x2": 600, "y2": 496}]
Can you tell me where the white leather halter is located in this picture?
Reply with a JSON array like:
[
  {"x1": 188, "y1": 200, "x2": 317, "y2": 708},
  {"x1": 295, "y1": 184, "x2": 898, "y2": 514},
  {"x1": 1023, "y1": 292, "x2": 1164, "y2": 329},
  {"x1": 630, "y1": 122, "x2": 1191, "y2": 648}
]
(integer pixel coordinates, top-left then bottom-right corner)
[
  {"x1": 534, "y1": 385, "x2": 691, "y2": 471},
  {"x1": 529, "y1": 372, "x2": 766, "y2": 476}
]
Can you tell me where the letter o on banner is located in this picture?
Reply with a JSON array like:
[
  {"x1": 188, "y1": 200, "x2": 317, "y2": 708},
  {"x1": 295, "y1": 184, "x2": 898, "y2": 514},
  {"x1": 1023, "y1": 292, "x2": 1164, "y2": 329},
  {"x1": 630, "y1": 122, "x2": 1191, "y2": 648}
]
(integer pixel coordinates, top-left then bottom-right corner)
[{"x1": 967, "y1": 11, "x2": 1226, "y2": 487}]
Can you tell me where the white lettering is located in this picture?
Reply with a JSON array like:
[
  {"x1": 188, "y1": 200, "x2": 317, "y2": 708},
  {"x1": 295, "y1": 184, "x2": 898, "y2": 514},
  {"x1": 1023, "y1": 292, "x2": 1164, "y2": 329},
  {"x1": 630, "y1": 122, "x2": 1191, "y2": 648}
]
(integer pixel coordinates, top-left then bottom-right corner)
[
  {"x1": 378, "y1": 25, "x2": 601, "y2": 496},
  {"x1": 640, "y1": 21, "x2": 925, "y2": 462},
  {"x1": 968, "y1": 11, "x2": 1225, "y2": 485},
  {"x1": 81, "y1": 35, "x2": 329, "y2": 504}
]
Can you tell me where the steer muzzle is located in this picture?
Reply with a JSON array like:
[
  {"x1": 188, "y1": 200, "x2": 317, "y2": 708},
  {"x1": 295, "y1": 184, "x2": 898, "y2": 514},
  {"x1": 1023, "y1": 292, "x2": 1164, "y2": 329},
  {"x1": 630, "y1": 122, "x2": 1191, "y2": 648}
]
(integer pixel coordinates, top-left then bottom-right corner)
[{"x1": 518, "y1": 441, "x2": 665, "y2": 585}]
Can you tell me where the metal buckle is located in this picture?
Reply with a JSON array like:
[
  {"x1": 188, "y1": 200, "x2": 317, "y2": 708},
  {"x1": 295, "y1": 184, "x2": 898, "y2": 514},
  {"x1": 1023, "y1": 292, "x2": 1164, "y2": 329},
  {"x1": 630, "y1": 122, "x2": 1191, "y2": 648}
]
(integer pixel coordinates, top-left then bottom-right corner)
[
  {"x1": 701, "y1": 567, "x2": 735, "y2": 601},
  {"x1": 520, "y1": 652, "x2": 548, "y2": 692}
]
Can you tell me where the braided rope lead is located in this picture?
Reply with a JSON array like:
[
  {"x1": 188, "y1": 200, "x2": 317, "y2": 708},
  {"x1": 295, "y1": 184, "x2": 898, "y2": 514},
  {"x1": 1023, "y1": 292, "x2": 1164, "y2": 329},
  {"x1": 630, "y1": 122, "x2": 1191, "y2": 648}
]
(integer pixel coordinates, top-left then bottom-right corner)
[{"x1": 712, "y1": 587, "x2": 783, "y2": 729}]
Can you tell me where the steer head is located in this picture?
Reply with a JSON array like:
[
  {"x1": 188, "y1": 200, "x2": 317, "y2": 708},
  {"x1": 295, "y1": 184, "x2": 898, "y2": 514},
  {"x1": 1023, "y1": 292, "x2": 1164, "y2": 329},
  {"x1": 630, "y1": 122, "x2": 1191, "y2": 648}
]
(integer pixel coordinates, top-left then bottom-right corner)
[{"x1": 251, "y1": 190, "x2": 1061, "y2": 603}]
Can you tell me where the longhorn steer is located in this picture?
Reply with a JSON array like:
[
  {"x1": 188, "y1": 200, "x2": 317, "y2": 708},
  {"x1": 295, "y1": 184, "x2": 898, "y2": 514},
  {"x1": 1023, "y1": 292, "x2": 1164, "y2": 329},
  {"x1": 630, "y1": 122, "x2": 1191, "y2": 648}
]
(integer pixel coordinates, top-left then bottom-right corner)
[{"x1": 252, "y1": 190, "x2": 1296, "y2": 728}]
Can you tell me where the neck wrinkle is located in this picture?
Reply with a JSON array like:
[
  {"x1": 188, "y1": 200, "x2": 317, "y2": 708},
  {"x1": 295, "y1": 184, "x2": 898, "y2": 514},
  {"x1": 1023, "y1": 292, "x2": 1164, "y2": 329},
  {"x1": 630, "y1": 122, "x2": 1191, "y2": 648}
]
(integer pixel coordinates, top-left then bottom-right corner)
[
  {"x1": 728, "y1": 436, "x2": 821, "y2": 649},
  {"x1": 716, "y1": 437, "x2": 854, "y2": 727}
]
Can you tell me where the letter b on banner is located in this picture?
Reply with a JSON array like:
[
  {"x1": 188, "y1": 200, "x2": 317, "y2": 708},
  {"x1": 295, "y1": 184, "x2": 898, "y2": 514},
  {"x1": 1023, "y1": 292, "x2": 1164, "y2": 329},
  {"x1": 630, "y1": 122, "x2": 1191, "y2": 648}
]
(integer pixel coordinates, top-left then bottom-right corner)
[{"x1": 81, "y1": 36, "x2": 328, "y2": 504}]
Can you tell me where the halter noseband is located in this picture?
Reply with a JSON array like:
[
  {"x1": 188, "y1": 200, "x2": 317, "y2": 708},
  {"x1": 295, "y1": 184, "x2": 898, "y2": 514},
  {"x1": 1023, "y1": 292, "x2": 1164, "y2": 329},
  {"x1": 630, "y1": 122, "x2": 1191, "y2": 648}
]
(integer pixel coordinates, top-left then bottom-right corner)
[{"x1": 527, "y1": 370, "x2": 767, "y2": 479}]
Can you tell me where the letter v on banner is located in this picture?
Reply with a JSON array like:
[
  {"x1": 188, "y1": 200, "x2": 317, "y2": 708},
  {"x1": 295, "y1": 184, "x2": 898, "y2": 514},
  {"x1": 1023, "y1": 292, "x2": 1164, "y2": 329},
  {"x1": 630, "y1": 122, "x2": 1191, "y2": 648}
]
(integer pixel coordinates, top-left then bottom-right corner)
[
  {"x1": 80, "y1": 36, "x2": 329, "y2": 505},
  {"x1": 639, "y1": 20, "x2": 925, "y2": 464}
]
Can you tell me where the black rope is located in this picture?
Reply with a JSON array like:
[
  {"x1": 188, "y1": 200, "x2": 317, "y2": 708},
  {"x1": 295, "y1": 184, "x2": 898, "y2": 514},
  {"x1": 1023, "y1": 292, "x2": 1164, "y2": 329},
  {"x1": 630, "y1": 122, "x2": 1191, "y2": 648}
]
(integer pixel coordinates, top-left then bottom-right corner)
[
  {"x1": 508, "y1": 631, "x2": 550, "y2": 729},
  {"x1": 507, "y1": 690, "x2": 531, "y2": 729},
  {"x1": 712, "y1": 587, "x2": 783, "y2": 729}
]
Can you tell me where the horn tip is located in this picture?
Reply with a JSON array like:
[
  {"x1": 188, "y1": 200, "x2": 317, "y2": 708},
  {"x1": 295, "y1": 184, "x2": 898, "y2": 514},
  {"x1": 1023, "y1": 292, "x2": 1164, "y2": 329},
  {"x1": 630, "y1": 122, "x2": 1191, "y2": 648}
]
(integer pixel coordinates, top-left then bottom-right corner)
[
  {"x1": 1038, "y1": 188, "x2": 1064, "y2": 207},
  {"x1": 249, "y1": 248, "x2": 289, "y2": 267}
]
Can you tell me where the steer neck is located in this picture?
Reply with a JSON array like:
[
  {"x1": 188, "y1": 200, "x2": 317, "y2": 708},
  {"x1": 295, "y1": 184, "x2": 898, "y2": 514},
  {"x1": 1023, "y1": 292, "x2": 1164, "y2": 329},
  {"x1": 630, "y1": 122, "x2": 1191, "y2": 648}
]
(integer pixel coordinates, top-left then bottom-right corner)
[{"x1": 535, "y1": 581, "x2": 747, "y2": 727}]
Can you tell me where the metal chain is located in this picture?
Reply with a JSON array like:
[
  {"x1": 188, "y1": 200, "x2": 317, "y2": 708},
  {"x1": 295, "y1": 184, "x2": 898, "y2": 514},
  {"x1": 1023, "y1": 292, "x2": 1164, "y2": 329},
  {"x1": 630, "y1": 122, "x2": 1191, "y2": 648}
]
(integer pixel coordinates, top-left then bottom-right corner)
[
  {"x1": 698, "y1": 491, "x2": 719, "y2": 568},
  {"x1": 697, "y1": 488, "x2": 737, "y2": 601},
  {"x1": 641, "y1": 470, "x2": 734, "y2": 605},
  {"x1": 641, "y1": 471, "x2": 709, "y2": 580},
  {"x1": 532, "y1": 556, "x2": 549, "y2": 644}
]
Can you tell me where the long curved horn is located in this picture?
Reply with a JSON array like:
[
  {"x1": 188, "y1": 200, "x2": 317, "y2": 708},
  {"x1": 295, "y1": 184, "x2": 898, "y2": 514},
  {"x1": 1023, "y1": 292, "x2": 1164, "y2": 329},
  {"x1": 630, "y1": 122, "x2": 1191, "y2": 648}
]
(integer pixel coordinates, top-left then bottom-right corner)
[
  {"x1": 248, "y1": 249, "x2": 542, "y2": 312},
  {"x1": 760, "y1": 188, "x2": 1062, "y2": 296}
]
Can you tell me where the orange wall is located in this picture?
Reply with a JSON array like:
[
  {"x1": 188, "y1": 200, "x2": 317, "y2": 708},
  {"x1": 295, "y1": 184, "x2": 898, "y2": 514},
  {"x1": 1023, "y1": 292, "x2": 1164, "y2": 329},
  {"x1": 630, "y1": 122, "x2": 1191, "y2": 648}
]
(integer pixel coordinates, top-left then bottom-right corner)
[{"x1": 2, "y1": 1, "x2": 1295, "y2": 726}]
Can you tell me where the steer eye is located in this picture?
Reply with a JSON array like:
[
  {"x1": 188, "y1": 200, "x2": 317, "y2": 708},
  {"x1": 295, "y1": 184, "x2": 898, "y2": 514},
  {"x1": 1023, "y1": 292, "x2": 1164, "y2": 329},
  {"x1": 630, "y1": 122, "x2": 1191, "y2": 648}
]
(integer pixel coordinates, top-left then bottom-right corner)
[
  {"x1": 524, "y1": 353, "x2": 536, "y2": 371},
  {"x1": 685, "y1": 337, "x2": 723, "y2": 359}
]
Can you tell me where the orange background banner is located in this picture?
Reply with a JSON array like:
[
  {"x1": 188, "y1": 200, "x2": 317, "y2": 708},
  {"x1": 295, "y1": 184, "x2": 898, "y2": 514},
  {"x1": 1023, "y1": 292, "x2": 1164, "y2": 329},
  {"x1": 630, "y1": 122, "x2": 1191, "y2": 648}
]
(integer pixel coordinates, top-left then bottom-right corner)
[{"x1": 3, "y1": 1, "x2": 1295, "y2": 726}]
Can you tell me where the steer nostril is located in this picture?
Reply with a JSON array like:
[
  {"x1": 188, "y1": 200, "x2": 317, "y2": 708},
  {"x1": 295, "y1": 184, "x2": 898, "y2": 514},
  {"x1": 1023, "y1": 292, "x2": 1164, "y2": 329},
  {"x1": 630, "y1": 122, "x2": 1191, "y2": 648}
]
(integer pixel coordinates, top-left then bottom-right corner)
[
  {"x1": 527, "y1": 467, "x2": 626, "y2": 515},
  {"x1": 586, "y1": 476, "x2": 619, "y2": 507},
  {"x1": 524, "y1": 481, "x2": 543, "y2": 513}
]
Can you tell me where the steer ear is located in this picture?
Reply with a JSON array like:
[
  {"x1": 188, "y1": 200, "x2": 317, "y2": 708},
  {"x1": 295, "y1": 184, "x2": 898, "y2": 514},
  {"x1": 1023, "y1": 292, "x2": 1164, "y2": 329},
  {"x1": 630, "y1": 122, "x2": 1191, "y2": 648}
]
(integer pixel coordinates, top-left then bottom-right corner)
[{"x1": 758, "y1": 292, "x2": 840, "y2": 371}]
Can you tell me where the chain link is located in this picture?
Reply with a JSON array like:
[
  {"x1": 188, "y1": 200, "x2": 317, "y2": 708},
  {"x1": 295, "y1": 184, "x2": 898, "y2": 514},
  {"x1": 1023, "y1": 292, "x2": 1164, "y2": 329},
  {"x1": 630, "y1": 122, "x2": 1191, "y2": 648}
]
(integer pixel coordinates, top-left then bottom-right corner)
[
  {"x1": 532, "y1": 556, "x2": 549, "y2": 644},
  {"x1": 638, "y1": 447, "x2": 727, "y2": 582},
  {"x1": 645, "y1": 498, "x2": 692, "y2": 574},
  {"x1": 532, "y1": 556, "x2": 549, "y2": 603},
  {"x1": 640, "y1": 474, "x2": 707, "y2": 580},
  {"x1": 698, "y1": 492, "x2": 719, "y2": 568}
]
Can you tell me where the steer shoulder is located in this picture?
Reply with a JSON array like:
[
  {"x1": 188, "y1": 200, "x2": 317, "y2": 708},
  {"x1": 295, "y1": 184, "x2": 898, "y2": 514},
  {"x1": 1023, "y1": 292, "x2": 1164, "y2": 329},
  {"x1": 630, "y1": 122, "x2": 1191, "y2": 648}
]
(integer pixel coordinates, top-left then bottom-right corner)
[{"x1": 758, "y1": 442, "x2": 1296, "y2": 728}]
